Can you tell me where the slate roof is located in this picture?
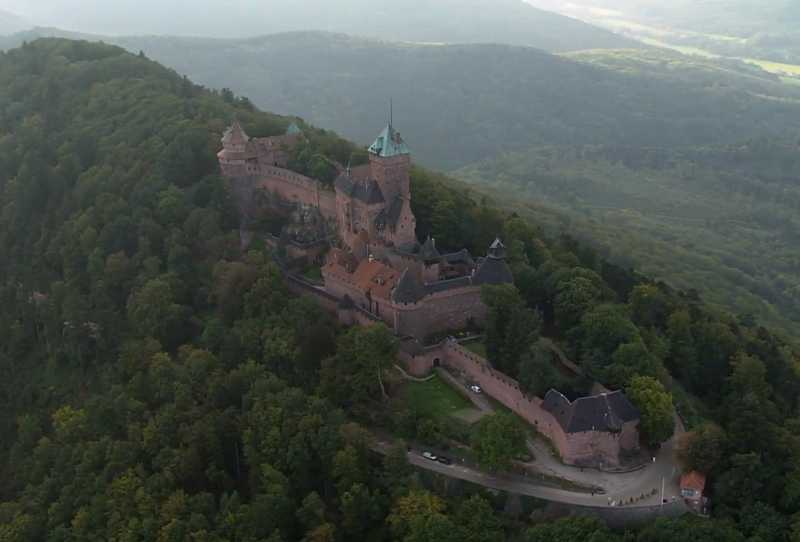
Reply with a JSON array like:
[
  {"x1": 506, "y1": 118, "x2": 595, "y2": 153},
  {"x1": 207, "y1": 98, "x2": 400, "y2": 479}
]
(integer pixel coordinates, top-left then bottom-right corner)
[
  {"x1": 393, "y1": 269, "x2": 427, "y2": 304},
  {"x1": 442, "y1": 249, "x2": 474, "y2": 266},
  {"x1": 472, "y1": 256, "x2": 514, "y2": 285},
  {"x1": 420, "y1": 236, "x2": 441, "y2": 261},
  {"x1": 335, "y1": 174, "x2": 385, "y2": 205},
  {"x1": 368, "y1": 124, "x2": 410, "y2": 158},
  {"x1": 542, "y1": 390, "x2": 640, "y2": 434},
  {"x1": 352, "y1": 259, "x2": 400, "y2": 301},
  {"x1": 222, "y1": 121, "x2": 249, "y2": 146},
  {"x1": 488, "y1": 237, "x2": 507, "y2": 259},
  {"x1": 425, "y1": 276, "x2": 473, "y2": 295}
]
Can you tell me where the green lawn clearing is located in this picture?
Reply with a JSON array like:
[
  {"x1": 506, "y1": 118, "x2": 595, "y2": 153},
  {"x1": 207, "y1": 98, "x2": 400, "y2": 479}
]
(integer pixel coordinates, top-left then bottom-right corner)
[{"x1": 405, "y1": 375, "x2": 473, "y2": 421}]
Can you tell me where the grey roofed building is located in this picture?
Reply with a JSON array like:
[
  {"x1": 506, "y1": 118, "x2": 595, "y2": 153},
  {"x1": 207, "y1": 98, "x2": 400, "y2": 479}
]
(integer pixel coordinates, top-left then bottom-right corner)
[
  {"x1": 472, "y1": 256, "x2": 514, "y2": 285},
  {"x1": 443, "y1": 248, "x2": 474, "y2": 266},
  {"x1": 542, "y1": 390, "x2": 640, "y2": 434},
  {"x1": 420, "y1": 236, "x2": 441, "y2": 261},
  {"x1": 473, "y1": 237, "x2": 514, "y2": 285},
  {"x1": 392, "y1": 268, "x2": 428, "y2": 304}
]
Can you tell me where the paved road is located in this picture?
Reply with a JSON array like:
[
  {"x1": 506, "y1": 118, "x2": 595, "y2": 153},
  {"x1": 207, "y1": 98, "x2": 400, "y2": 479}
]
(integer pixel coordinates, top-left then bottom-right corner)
[{"x1": 436, "y1": 366, "x2": 684, "y2": 507}]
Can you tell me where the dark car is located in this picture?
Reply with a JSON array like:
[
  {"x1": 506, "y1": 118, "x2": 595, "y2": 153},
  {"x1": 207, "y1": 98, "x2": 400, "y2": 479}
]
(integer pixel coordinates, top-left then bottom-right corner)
[{"x1": 436, "y1": 456, "x2": 452, "y2": 465}]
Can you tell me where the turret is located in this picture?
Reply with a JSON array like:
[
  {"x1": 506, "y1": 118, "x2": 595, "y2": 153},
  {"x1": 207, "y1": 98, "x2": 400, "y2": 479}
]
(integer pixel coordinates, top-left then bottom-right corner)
[
  {"x1": 218, "y1": 121, "x2": 254, "y2": 176},
  {"x1": 473, "y1": 238, "x2": 514, "y2": 285}
]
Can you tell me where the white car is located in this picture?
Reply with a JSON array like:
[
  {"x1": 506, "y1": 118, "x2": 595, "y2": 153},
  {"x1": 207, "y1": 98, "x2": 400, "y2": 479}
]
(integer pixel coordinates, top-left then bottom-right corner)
[
  {"x1": 470, "y1": 385, "x2": 482, "y2": 394},
  {"x1": 422, "y1": 451, "x2": 438, "y2": 461}
]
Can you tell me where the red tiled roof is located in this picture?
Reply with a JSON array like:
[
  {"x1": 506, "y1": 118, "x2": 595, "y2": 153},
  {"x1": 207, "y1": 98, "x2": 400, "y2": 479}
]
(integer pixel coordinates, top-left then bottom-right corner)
[
  {"x1": 680, "y1": 471, "x2": 706, "y2": 492},
  {"x1": 352, "y1": 260, "x2": 400, "y2": 300}
]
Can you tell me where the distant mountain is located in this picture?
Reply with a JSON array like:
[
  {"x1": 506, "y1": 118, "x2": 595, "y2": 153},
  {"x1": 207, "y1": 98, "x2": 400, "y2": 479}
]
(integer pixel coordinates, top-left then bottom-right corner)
[
  {"x1": 0, "y1": 0, "x2": 640, "y2": 51},
  {"x1": 527, "y1": 0, "x2": 800, "y2": 65},
  {"x1": 0, "y1": 9, "x2": 29, "y2": 35},
  {"x1": 98, "y1": 32, "x2": 800, "y2": 170}
]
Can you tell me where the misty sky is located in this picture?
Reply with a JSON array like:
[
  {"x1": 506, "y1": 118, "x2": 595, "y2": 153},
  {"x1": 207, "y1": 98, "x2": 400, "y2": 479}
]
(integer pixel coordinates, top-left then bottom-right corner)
[
  {"x1": 0, "y1": 0, "x2": 392, "y2": 37},
  {"x1": 0, "y1": 0, "x2": 343, "y2": 36}
]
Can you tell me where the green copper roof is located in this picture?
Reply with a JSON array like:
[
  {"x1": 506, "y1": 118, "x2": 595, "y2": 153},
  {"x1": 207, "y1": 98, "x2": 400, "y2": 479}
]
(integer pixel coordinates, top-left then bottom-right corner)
[
  {"x1": 286, "y1": 122, "x2": 302, "y2": 135},
  {"x1": 368, "y1": 124, "x2": 410, "y2": 158}
]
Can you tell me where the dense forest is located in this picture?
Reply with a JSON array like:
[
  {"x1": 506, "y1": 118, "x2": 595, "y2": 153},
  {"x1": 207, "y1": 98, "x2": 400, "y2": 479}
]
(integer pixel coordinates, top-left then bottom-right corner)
[
  {"x1": 455, "y1": 139, "x2": 800, "y2": 335},
  {"x1": 2, "y1": 38, "x2": 800, "y2": 541}
]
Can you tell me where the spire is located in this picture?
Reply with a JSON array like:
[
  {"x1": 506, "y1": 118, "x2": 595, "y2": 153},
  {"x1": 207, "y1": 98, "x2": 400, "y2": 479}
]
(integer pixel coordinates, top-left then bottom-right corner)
[
  {"x1": 488, "y1": 238, "x2": 506, "y2": 260},
  {"x1": 390, "y1": 98, "x2": 393, "y2": 129},
  {"x1": 222, "y1": 119, "x2": 249, "y2": 147},
  {"x1": 368, "y1": 123, "x2": 410, "y2": 158},
  {"x1": 473, "y1": 238, "x2": 514, "y2": 285}
]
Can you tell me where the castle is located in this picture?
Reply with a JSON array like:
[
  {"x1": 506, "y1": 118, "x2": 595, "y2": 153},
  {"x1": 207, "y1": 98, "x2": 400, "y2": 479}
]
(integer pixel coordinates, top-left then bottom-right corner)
[
  {"x1": 218, "y1": 120, "x2": 641, "y2": 468},
  {"x1": 218, "y1": 120, "x2": 513, "y2": 341}
]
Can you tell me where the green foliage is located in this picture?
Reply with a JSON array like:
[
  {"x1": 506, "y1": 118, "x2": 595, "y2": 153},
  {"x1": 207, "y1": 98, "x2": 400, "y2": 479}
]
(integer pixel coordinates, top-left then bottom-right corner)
[
  {"x1": 457, "y1": 140, "x2": 800, "y2": 336},
  {"x1": 481, "y1": 284, "x2": 541, "y2": 376},
  {"x1": 3, "y1": 37, "x2": 800, "y2": 541},
  {"x1": 526, "y1": 517, "x2": 621, "y2": 542},
  {"x1": 518, "y1": 343, "x2": 565, "y2": 398},
  {"x1": 627, "y1": 377, "x2": 676, "y2": 446},
  {"x1": 471, "y1": 412, "x2": 526, "y2": 472},
  {"x1": 676, "y1": 423, "x2": 727, "y2": 474},
  {"x1": 319, "y1": 324, "x2": 398, "y2": 413}
]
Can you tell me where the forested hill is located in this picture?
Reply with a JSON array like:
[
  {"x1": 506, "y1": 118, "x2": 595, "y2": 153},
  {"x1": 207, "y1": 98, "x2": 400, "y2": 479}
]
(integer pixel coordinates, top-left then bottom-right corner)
[
  {"x1": 80, "y1": 32, "x2": 800, "y2": 170},
  {"x1": 3, "y1": 37, "x2": 800, "y2": 541}
]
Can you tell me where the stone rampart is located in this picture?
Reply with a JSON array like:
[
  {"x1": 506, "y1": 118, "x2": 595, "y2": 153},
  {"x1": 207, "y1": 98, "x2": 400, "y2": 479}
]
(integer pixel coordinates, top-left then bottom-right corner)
[
  {"x1": 395, "y1": 286, "x2": 485, "y2": 340},
  {"x1": 404, "y1": 340, "x2": 635, "y2": 467},
  {"x1": 255, "y1": 165, "x2": 337, "y2": 220}
]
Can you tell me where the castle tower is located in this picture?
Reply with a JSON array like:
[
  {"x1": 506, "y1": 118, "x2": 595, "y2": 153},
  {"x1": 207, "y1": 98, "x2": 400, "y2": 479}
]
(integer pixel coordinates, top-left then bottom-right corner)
[
  {"x1": 217, "y1": 121, "x2": 254, "y2": 177},
  {"x1": 368, "y1": 123, "x2": 411, "y2": 205},
  {"x1": 367, "y1": 123, "x2": 417, "y2": 249}
]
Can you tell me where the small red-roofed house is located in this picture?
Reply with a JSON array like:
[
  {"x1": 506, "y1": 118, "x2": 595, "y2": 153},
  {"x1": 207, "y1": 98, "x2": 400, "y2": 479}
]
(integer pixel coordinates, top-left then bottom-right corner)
[{"x1": 681, "y1": 471, "x2": 706, "y2": 510}]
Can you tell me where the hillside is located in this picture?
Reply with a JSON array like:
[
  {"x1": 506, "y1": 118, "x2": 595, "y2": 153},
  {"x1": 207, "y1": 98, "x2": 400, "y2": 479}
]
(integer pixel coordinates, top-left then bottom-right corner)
[
  {"x1": 528, "y1": 0, "x2": 800, "y2": 66},
  {"x1": 456, "y1": 140, "x2": 800, "y2": 333},
  {"x1": 0, "y1": 0, "x2": 639, "y2": 51},
  {"x1": 4, "y1": 37, "x2": 800, "y2": 541},
  {"x1": 62, "y1": 31, "x2": 800, "y2": 170}
]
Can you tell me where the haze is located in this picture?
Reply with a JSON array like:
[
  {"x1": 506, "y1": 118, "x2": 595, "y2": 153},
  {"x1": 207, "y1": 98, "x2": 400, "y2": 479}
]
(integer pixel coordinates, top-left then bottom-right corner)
[{"x1": 0, "y1": 0, "x2": 547, "y2": 38}]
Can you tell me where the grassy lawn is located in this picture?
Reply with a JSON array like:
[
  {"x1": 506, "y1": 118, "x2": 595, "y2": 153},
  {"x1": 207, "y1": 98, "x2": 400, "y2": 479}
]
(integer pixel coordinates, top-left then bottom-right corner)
[
  {"x1": 405, "y1": 375, "x2": 473, "y2": 421},
  {"x1": 463, "y1": 340, "x2": 488, "y2": 358},
  {"x1": 302, "y1": 266, "x2": 323, "y2": 283}
]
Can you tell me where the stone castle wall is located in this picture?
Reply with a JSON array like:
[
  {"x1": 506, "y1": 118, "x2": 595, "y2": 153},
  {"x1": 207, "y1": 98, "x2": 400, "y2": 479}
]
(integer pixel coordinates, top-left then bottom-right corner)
[
  {"x1": 395, "y1": 287, "x2": 486, "y2": 340},
  {"x1": 403, "y1": 339, "x2": 636, "y2": 467},
  {"x1": 255, "y1": 165, "x2": 337, "y2": 220}
]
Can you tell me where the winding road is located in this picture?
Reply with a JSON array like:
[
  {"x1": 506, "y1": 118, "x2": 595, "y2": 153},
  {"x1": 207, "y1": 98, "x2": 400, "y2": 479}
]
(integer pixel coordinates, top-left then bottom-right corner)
[{"x1": 424, "y1": 367, "x2": 684, "y2": 508}]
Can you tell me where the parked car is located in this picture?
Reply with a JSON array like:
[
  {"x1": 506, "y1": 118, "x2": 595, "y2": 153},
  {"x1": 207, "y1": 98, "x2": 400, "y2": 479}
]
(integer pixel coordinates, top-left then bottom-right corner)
[
  {"x1": 470, "y1": 385, "x2": 482, "y2": 394},
  {"x1": 422, "y1": 451, "x2": 437, "y2": 461},
  {"x1": 436, "y1": 456, "x2": 452, "y2": 465}
]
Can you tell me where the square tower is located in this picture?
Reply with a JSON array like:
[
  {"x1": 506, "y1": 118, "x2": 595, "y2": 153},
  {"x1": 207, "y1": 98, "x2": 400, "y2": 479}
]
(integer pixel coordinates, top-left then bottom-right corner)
[{"x1": 368, "y1": 124, "x2": 411, "y2": 204}]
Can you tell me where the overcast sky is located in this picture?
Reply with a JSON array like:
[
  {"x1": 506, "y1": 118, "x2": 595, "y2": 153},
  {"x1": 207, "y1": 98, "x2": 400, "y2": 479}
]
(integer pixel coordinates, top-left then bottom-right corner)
[{"x1": 0, "y1": 0, "x2": 372, "y2": 37}]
